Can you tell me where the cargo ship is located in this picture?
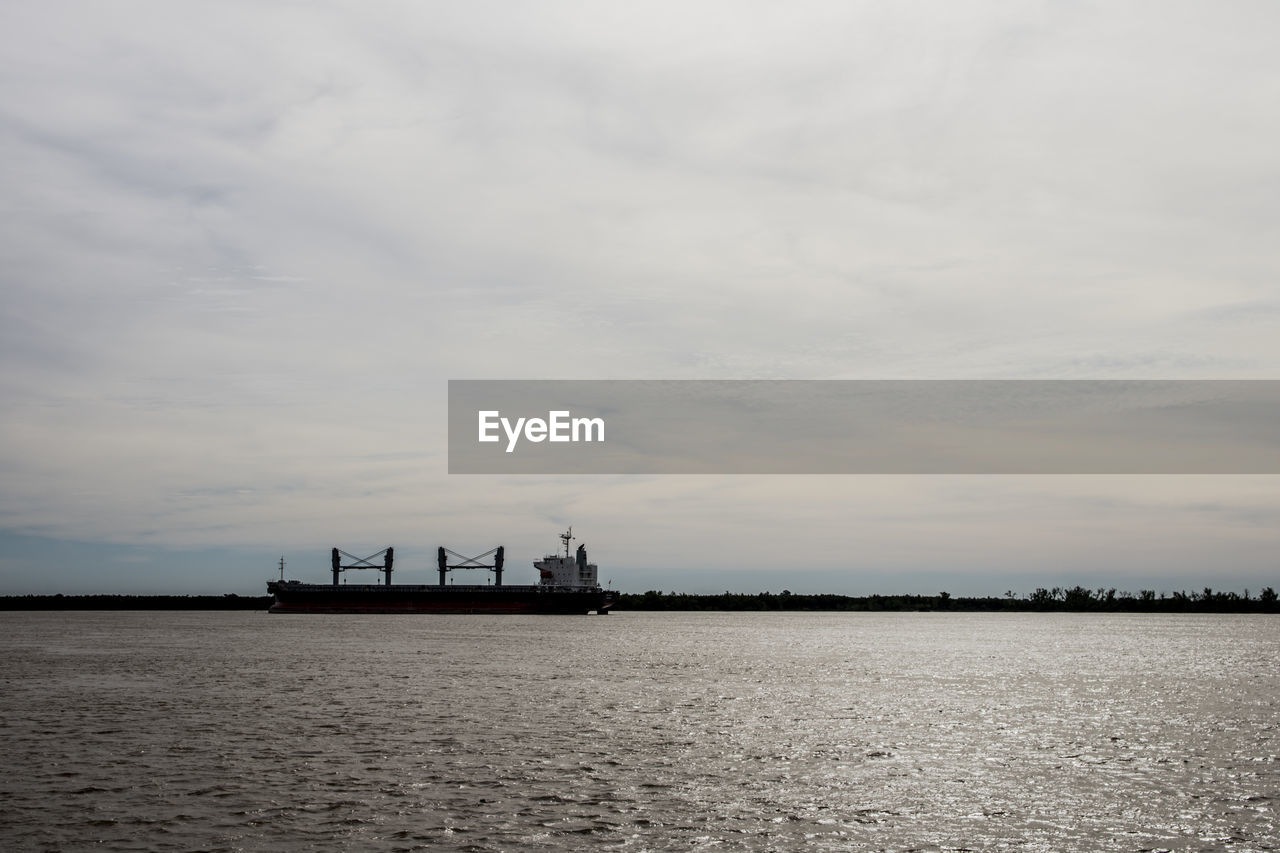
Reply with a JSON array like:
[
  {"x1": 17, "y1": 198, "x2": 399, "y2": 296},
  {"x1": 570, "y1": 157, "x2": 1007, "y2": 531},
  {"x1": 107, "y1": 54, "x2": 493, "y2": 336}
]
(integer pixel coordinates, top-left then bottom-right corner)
[{"x1": 266, "y1": 529, "x2": 615, "y2": 614}]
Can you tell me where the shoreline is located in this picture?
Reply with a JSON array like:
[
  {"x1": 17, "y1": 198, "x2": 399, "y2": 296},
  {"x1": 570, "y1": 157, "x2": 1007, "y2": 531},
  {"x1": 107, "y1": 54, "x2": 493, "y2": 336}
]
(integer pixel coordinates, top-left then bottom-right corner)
[{"x1": 2, "y1": 587, "x2": 1276, "y2": 613}]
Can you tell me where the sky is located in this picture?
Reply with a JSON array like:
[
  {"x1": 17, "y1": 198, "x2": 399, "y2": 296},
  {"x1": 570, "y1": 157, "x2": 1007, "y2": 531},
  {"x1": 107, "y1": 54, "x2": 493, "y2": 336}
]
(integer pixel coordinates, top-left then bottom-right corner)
[{"x1": 2, "y1": 1, "x2": 1279, "y2": 596}]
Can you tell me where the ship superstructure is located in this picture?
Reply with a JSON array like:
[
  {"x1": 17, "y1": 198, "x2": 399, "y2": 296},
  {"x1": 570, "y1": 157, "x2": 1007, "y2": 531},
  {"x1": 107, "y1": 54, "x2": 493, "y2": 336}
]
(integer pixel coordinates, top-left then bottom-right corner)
[{"x1": 534, "y1": 527, "x2": 599, "y2": 587}]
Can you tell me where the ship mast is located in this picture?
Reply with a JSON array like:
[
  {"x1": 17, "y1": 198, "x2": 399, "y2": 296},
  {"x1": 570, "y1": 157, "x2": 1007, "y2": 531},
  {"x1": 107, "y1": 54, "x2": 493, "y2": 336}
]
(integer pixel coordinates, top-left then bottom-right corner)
[
  {"x1": 278, "y1": 556, "x2": 286, "y2": 581},
  {"x1": 561, "y1": 527, "x2": 573, "y2": 558}
]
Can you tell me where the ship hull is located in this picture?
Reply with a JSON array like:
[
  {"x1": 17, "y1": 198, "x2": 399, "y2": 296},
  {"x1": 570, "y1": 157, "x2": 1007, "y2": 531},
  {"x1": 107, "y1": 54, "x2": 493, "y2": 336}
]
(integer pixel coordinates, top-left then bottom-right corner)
[{"x1": 267, "y1": 582, "x2": 614, "y2": 615}]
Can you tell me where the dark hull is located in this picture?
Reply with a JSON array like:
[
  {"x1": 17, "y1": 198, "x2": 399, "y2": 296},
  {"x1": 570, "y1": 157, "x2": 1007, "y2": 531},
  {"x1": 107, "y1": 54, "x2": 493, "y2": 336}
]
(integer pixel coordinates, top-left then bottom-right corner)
[{"x1": 267, "y1": 582, "x2": 614, "y2": 614}]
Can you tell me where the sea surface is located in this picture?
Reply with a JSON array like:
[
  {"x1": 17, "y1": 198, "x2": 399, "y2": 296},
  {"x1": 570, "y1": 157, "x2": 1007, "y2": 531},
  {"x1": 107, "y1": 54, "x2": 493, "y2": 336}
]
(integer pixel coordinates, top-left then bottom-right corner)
[{"x1": 1, "y1": 610, "x2": 1277, "y2": 852}]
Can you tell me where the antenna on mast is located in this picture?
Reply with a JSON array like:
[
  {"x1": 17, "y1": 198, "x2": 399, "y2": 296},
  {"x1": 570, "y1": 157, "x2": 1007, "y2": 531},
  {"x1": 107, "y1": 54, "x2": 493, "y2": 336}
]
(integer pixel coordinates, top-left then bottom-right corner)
[
  {"x1": 278, "y1": 556, "x2": 286, "y2": 581},
  {"x1": 560, "y1": 527, "x2": 573, "y2": 558}
]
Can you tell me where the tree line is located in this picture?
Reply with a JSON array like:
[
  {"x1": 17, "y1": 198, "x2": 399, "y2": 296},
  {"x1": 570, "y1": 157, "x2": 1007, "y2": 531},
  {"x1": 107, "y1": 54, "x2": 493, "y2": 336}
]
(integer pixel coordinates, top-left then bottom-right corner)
[
  {"x1": 0, "y1": 594, "x2": 274, "y2": 610},
  {"x1": 616, "y1": 585, "x2": 1279, "y2": 613}
]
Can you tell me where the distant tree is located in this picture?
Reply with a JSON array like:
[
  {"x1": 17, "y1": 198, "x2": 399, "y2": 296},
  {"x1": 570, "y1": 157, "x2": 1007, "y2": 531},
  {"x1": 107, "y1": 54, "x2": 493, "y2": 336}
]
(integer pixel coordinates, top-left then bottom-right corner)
[
  {"x1": 1064, "y1": 586, "x2": 1095, "y2": 609},
  {"x1": 1029, "y1": 588, "x2": 1054, "y2": 609}
]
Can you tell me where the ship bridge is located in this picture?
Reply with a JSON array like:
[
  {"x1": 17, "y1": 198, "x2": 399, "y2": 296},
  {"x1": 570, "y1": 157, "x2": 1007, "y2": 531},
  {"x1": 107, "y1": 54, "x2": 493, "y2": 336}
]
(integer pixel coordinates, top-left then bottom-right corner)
[{"x1": 534, "y1": 528, "x2": 598, "y2": 588}]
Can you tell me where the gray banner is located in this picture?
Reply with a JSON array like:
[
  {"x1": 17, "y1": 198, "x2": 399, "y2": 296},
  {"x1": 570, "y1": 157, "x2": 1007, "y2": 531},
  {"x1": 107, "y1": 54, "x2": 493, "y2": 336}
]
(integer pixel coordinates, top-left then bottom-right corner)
[{"x1": 448, "y1": 380, "x2": 1280, "y2": 474}]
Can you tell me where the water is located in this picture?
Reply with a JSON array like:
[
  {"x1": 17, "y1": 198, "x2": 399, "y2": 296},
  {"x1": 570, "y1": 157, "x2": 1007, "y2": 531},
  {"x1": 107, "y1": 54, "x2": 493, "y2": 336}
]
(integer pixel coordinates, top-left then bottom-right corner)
[{"x1": 1, "y1": 611, "x2": 1276, "y2": 852}]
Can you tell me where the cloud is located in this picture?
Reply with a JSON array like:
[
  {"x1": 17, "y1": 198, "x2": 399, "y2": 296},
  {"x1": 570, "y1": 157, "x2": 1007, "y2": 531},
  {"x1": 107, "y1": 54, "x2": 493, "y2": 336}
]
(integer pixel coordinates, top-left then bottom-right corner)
[{"x1": 1, "y1": 1, "x2": 1279, "y2": 590}]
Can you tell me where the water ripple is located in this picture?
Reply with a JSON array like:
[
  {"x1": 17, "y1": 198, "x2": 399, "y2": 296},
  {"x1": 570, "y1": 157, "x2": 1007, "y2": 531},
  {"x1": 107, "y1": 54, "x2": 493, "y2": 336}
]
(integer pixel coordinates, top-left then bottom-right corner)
[{"x1": 1, "y1": 611, "x2": 1277, "y2": 851}]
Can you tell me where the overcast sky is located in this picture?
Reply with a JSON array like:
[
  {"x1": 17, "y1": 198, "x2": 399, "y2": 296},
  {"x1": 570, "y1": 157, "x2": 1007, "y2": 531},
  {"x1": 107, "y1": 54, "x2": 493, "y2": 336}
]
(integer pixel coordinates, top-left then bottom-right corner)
[{"x1": 2, "y1": 1, "x2": 1279, "y2": 595}]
